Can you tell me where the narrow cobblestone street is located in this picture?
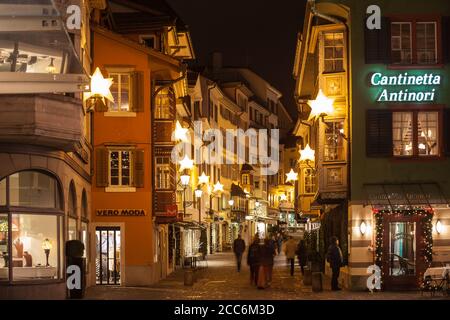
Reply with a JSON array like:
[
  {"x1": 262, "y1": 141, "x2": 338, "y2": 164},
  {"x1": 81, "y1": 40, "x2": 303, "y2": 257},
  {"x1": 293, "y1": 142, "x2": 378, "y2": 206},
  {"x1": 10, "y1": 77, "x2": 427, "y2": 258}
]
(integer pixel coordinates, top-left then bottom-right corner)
[{"x1": 86, "y1": 252, "x2": 449, "y2": 300}]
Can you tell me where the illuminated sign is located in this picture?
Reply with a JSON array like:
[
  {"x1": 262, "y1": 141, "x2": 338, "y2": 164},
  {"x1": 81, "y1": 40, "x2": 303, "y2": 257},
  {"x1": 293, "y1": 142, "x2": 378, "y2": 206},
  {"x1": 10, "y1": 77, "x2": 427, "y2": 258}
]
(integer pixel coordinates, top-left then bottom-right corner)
[
  {"x1": 96, "y1": 209, "x2": 146, "y2": 216},
  {"x1": 370, "y1": 72, "x2": 441, "y2": 102}
]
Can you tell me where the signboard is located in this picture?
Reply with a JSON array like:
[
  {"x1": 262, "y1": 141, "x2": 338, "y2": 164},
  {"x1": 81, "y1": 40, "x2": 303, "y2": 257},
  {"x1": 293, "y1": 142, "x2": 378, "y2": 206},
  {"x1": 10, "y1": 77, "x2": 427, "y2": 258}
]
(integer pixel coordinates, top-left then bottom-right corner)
[
  {"x1": 96, "y1": 209, "x2": 146, "y2": 217},
  {"x1": 165, "y1": 205, "x2": 178, "y2": 217},
  {"x1": 369, "y1": 72, "x2": 442, "y2": 103}
]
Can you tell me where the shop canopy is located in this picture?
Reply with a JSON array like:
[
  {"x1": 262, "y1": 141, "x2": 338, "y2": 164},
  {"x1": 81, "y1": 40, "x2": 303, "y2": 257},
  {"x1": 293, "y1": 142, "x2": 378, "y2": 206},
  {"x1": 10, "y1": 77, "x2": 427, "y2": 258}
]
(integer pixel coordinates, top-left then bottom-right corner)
[{"x1": 363, "y1": 183, "x2": 449, "y2": 211}]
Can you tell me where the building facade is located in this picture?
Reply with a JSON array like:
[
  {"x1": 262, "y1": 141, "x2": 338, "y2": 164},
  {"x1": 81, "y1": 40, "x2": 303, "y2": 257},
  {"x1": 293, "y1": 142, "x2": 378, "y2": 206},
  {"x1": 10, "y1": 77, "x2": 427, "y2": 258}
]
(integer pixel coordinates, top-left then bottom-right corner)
[{"x1": 294, "y1": 0, "x2": 450, "y2": 290}]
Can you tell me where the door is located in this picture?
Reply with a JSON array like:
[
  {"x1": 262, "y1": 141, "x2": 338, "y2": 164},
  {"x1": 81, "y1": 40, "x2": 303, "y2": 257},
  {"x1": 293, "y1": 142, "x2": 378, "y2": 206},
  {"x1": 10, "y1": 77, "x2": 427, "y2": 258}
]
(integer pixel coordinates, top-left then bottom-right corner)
[
  {"x1": 382, "y1": 215, "x2": 424, "y2": 290},
  {"x1": 96, "y1": 227, "x2": 121, "y2": 285}
]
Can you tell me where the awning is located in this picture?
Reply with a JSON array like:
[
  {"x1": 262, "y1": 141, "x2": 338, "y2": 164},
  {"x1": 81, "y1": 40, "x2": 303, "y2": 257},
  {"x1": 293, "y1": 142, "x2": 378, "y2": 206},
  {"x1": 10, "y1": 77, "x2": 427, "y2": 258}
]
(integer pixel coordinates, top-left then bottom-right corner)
[
  {"x1": 173, "y1": 221, "x2": 206, "y2": 230},
  {"x1": 230, "y1": 183, "x2": 247, "y2": 198},
  {"x1": 363, "y1": 183, "x2": 449, "y2": 211}
]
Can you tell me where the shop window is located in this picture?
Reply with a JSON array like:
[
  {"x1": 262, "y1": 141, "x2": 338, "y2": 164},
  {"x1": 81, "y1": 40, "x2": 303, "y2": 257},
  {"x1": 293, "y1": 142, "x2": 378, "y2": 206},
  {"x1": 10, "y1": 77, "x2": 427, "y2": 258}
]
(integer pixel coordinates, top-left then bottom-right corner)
[
  {"x1": 389, "y1": 222, "x2": 416, "y2": 276},
  {"x1": 155, "y1": 87, "x2": 175, "y2": 119},
  {"x1": 156, "y1": 157, "x2": 171, "y2": 190},
  {"x1": 9, "y1": 171, "x2": 60, "y2": 209},
  {"x1": 303, "y1": 168, "x2": 316, "y2": 194},
  {"x1": 324, "y1": 120, "x2": 345, "y2": 161},
  {"x1": 109, "y1": 73, "x2": 130, "y2": 112},
  {"x1": 80, "y1": 190, "x2": 89, "y2": 265},
  {"x1": 393, "y1": 111, "x2": 439, "y2": 157},
  {"x1": 109, "y1": 150, "x2": 132, "y2": 187},
  {"x1": 0, "y1": 214, "x2": 8, "y2": 280},
  {"x1": 323, "y1": 32, "x2": 344, "y2": 73},
  {"x1": 0, "y1": 179, "x2": 5, "y2": 206}
]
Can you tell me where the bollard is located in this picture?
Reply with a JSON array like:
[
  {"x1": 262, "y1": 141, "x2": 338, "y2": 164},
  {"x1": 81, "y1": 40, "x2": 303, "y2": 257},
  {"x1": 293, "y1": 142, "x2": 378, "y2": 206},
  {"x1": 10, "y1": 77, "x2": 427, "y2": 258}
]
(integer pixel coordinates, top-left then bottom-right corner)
[
  {"x1": 184, "y1": 269, "x2": 194, "y2": 286},
  {"x1": 303, "y1": 269, "x2": 312, "y2": 286},
  {"x1": 312, "y1": 272, "x2": 323, "y2": 292}
]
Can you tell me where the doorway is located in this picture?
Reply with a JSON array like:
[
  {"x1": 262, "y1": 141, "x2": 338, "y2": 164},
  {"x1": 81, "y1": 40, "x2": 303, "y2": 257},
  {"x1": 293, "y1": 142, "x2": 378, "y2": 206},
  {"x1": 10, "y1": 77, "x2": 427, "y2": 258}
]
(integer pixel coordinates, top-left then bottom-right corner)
[
  {"x1": 95, "y1": 227, "x2": 121, "y2": 285},
  {"x1": 382, "y1": 215, "x2": 424, "y2": 290}
]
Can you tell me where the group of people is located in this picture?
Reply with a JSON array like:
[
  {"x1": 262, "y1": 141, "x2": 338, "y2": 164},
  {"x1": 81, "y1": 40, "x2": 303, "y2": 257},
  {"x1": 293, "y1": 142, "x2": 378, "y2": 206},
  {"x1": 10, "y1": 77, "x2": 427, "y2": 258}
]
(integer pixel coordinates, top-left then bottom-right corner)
[{"x1": 233, "y1": 233, "x2": 344, "y2": 291}]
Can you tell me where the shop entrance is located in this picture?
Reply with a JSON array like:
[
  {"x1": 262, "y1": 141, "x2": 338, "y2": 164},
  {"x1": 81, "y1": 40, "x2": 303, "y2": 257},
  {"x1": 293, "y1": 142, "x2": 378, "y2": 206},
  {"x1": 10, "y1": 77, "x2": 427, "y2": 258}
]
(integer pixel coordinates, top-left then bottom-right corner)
[
  {"x1": 95, "y1": 227, "x2": 121, "y2": 285},
  {"x1": 382, "y1": 215, "x2": 424, "y2": 290}
]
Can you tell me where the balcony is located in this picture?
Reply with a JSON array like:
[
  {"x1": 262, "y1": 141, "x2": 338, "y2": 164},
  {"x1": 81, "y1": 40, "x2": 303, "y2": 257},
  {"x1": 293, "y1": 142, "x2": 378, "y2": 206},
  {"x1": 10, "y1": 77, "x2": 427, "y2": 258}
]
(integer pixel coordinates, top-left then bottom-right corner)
[{"x1": 0, "y1": 94, "x2": 83, "y2": 151}]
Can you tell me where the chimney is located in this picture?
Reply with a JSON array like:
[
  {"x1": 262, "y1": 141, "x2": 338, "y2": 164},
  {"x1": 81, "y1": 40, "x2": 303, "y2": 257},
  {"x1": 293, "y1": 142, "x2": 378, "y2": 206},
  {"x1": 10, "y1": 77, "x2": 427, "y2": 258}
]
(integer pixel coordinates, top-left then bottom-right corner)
[{"x1": 211, "y1": 52, "x2": 223, "y2": 72}]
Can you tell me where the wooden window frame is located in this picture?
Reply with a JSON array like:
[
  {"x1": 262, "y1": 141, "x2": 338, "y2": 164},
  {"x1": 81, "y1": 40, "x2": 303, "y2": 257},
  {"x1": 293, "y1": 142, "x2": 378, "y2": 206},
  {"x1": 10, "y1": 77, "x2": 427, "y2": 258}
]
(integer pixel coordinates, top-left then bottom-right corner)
[
  {"x1": 303, "y1": 168, "x2": 316, "y2": 195},
  {"x1": 155, "y1": 156, "x2": 171, "y2": 190},
  {"x1": 388, "y1": 15, "x2": 442, "y2": 68},
  {"x1": 108, "y1": 149, "x2": 133, "y2": 187},
  {"x1": 390, "y1": 105, "x2": 443, "y2": 160},
  {"x1": 107, "y1": 72, "x2": 131, "y2": 113}
]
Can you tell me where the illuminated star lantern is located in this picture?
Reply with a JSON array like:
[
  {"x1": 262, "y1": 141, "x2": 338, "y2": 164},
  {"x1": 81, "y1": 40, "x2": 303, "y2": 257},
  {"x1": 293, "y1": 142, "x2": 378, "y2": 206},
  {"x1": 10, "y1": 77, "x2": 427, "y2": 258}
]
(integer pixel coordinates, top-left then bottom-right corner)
[
  {"x1": 198, "y1": 172, "x2": 210, "y2": 185},
  {"x1": 213, "y1": 181, "x2": 224, "y2": 193},
  {"x1": 300, "y1": 144, "x2": 315, "y2": 163},
  {"x1": 178, "y1": 155, "x2": 194, "y2": 172},
  {"x1": 174, "y1": 121, "x2": 189, "y2": 142},
  {"x1": 85, "y1": 67, "x2": 114, "y2": 104},
  {"x1": 280, "y1": 193, "x2": 287, "y2": 201},
  {"x1": 307, "y1": 89, "x2": 335, "y2": 121},
  {"x1": 285, "y1": 169, "x2": 298, "y2": 183}
]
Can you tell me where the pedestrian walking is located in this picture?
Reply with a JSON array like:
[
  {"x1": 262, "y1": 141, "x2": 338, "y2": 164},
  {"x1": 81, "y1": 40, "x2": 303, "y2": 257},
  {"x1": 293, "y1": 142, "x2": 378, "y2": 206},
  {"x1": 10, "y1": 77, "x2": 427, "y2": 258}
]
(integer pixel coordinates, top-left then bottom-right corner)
[
  {"x1": 277, "y1": 233, "x2": 283, "y2": 255},
  {"x1": 233, "y1": 234, "x2": 246, "y2": 272},
  {"x1": 327, "y1": 236, "x2": 344, "y2": 291},
  {"x1": 284, "y1": 236, "x2": 298, "y2": 276},
  {"x1": 256, "y1": 239, "x2": 270, "y2": 289},
  {"x1": 247, "y1": 235, "x2": 260, "y2": 286},
  {"x1": 264, "y1": 237, "x2": 276, "y2": 286},
  {"x1": 296, "y1": 239, "x2": 307, "y2": 275}
]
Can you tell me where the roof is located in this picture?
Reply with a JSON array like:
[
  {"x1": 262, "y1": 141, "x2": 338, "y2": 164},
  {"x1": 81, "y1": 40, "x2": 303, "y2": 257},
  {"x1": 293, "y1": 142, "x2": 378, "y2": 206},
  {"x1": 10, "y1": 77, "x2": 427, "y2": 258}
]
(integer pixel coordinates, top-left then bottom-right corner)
[
  {"x1": 241, "y1": 164, "x2": 254, "y2": 172},
  {"x1": 231, "y1": 184, "x2": 247, "y2": 198}
]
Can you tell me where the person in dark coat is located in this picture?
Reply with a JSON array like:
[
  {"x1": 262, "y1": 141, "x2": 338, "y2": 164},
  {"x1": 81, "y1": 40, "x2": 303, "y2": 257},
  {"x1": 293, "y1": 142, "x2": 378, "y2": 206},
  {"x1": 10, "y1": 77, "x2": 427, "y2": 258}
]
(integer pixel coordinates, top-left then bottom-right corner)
[
  {"x1": 263, "y1": 238, "x2": 276, "y2": 286},
  {"x1": 326, "y1": 236, "x2": 344, "y2": 291},
  {"x1": 233, "y1": 234, "x2": 246, "y2": 272},
  {"x1": 296, "y1": 240, "x2": 307, "y2": 275},
  {"x1": 276, "y1": 233, "x2": 283, "y2": 255},
  {"x1": 247, "y1": 235, "x2": 260, "y2": 285}
]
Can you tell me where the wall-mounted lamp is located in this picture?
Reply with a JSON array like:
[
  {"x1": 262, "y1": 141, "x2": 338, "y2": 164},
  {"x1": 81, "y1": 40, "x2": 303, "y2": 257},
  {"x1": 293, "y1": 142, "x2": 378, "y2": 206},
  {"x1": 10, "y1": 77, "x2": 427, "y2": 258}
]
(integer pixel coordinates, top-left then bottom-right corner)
[
  {"x1": 84, "y1": 67, "x2": 114, "y2": 112},
  {"x1": 360, "y1": 221, "x2": 368, "y2": 236},
  {"x1": 436, "y1": 220, "x2": 443, "y2": 235}
]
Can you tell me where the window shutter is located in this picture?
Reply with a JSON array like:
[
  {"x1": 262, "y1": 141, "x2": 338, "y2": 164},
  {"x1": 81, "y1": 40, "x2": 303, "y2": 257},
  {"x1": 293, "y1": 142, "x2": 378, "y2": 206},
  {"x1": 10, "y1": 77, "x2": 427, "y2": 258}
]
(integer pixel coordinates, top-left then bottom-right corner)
[
  {"x1": 96, "y1": 148, "x2": 109, "y2": 187},
  {"x1": 366, "y1": 110, "x2": 393, "y2": 157},
  {"x1": 131, "y1": 71, "x2": 144, "y2": 112},
  {"x1": 133, "y1": 149, "x2": 145, "y2": 188},
  {"x1": 365, "y1": 17, "x2": 391, "y2": 64},
  {"x1": 444, "y1": 109, "x2": 450, "y2": 156},
  {"x1": 442, "y1": 17, "x2": 450, "y2": 64}
]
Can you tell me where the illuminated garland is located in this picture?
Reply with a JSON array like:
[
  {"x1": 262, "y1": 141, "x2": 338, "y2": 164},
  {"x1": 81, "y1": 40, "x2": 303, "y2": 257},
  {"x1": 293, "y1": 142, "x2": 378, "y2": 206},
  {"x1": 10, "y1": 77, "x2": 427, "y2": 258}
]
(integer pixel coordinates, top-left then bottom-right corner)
[{"x1": 373, "y1": 209, "x2": 433, "y2": 286}]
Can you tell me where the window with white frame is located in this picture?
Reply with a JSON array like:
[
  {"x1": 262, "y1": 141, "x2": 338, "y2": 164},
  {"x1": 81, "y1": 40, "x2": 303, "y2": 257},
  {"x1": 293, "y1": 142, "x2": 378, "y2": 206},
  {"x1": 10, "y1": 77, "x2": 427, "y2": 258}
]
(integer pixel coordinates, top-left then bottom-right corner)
[
  {"x1": 416, "y1": 22, "x2": 437, "y2": 64},
  {"x1": 303, "y1": 168, "x2": 316, "y2": 194},
  {"x1": 391, "y1": 22, "x2": 412, "y2": 64},
  {"x1": 109, "y1": 150, "x2": 132, "y2": 186},
  {"x1": 324, "y1": 120, "x2": 345, "y2": 161},
  {"x1": 156, "y1": 157, "x2": 171, "y2": 189},
  {"x1": 109, "y1": 73, "x2": 130, "y2": 112}
]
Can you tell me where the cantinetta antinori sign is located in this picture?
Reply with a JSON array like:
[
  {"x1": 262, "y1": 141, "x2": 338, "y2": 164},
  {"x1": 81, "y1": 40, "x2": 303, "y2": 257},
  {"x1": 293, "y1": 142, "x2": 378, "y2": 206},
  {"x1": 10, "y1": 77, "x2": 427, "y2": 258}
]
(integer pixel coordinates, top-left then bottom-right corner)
[{"x1": 370, "y1": 72, "x2": 442, "y2": 102}]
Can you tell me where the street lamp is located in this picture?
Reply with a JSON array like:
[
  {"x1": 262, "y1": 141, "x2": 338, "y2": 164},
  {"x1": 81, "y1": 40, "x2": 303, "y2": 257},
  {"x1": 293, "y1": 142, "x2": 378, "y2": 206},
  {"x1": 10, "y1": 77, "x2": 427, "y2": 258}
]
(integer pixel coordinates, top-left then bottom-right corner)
[
  {"x1": 195, "y1": 188, "x2": 203, "y2": 224},
  {"x1": 179, "y1": 174, "x2": 192, "y2": 218}
]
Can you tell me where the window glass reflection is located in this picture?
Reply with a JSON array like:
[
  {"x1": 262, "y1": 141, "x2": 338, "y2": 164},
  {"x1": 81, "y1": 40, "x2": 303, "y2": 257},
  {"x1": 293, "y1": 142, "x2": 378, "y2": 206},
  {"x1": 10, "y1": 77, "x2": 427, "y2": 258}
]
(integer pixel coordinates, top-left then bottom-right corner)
[
  {"x1": 0, "y1": 214, "x2": 8, "y2": 280},
  {"x1": 389, "y1": 222, "x2": 416, "y2": 276}
]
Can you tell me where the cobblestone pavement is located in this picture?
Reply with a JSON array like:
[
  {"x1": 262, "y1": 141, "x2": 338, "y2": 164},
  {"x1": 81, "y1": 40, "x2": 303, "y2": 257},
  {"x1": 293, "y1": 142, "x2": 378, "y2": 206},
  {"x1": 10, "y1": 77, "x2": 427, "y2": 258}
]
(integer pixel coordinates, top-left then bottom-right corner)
[{"x1": 86, "y1": 252, "x2": 449, "y2": 300}]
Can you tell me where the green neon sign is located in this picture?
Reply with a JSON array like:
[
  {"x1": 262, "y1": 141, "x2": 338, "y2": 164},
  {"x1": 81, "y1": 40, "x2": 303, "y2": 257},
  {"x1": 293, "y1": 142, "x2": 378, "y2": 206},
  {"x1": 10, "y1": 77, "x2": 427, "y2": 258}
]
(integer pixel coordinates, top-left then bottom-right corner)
[{"x1": 370, "y1": 72, "x2": 442, "y2": 102}]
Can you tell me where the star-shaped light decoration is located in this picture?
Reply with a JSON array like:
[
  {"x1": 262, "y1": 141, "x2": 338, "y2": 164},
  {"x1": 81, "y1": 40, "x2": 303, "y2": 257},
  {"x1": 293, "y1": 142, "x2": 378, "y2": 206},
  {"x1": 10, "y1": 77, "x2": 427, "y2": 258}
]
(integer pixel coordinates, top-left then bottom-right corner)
[
  {"x1": 178, "y1": 155, "x2": 194, "y2": 172},
  {"x1": 285, "y1": 169, "x2": 298, "y2": 183},
  {"x1": 279, "y1": 193, "x2": 287, "y2": 202},
  {"x1": 198, "y1": 172, "x2": 210, "y2": 185},
  {"x1": 174, "y1": 121, "x2": 189, "y2": 142},
  {"x1": 84, "y1": 67, "x2": 114, "y2": 104},
  {"x1": 307, "y1": 89, "x2": 335, "y2": 121},
  {"x1": 213, "y1": 181, "x2": 224, "y2": 193},
  {"x1": 299, "y1": 144, "x2": 315, "y2": 163}
]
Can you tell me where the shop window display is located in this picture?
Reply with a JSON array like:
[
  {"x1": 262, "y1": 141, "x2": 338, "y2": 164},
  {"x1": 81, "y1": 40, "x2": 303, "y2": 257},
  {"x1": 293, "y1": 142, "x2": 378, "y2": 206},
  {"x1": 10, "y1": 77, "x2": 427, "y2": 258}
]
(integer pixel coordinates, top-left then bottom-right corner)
[{"x1": 0, "y1": 171, "x2": 62, "y2": 283}]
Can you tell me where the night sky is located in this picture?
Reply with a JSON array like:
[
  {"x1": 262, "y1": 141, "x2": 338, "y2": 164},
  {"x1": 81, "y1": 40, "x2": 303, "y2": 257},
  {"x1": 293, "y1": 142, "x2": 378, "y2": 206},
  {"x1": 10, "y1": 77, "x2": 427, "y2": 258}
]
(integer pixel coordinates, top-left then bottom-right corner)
[{"x1": 167, "y1": 0, "x2": 307, "y2": 117}]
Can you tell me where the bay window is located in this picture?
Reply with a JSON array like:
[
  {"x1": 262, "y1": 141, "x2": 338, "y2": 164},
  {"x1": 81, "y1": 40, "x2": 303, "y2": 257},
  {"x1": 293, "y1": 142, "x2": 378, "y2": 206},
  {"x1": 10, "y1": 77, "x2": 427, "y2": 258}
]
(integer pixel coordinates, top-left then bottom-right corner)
[
  {"x1": 324, "y1": 120, "x2": 345, "y2": 161},
  {"x1": 323, "y1": 32, "x2": 344, "y2": 73},
  {"x1": 156, "y1": 157, "x2": 171, "y2": 190},
  {"x1": 303, "y1": 168, "x2": 316, "y2": 194}
]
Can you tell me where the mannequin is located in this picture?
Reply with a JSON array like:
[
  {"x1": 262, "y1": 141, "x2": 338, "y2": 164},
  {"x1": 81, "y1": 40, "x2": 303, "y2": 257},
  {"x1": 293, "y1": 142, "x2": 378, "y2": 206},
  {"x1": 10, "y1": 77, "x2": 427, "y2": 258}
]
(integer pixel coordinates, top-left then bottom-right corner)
[{"x1": 23, "y1": 251, "x2": 32, "y2": 267}]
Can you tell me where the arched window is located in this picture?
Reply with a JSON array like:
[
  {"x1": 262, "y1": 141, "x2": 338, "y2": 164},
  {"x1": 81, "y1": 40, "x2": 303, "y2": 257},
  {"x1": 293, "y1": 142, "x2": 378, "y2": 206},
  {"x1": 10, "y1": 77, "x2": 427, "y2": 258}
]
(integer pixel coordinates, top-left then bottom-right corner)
[
  {"x1": 68, "y1": 181, "x2": 78, "y2": 241},
  {"x1": 0, "y1": 170, "x2": 63, "y2": 282}
]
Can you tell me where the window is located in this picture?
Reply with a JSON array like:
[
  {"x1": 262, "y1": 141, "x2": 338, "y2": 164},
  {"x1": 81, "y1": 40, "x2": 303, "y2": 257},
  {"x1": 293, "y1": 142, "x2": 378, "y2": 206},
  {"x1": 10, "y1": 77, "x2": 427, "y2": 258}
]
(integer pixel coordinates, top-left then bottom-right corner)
[
  {"x1": 391, "y1": 21, "x2": 438, "y2": 65},
  {"x1": 323, "y1": 32, "x2": 344, "y2": 72},
  {"x1": 0, "y1": 179, "x2": 5, "y2": 206},
  {"x1": 109, "y1": 73, "x2": 130, "y2": 112},
  {"x1": 139, "y1": 35, "x2": 156, "y2": 49},
  {"x1": 0, "y1": 171, "x2": 63, "y2": 282},
  {"x1": 303, "y1": 169, "x2": 316, "y2": 194},
  {"x1": 391, "y1": 22, "x2": 412, "y2": 64},
  {"x1": 324, "y1": 120, "x2": 345, "y2": 161},
  {"x1": 254, "y1": 181, "x2": 260, "y2": 189},
  {"x1": 156, "y1": 157, "x2": 171, "y2": 189},
  {"x1": 155, "y1": 88, "x2": 174, "y2": 119},
  {"x1": 68, "y1": 182, "x2": 78, "y2": 240},
  {"x1": 393, "y1": 111, "x2": 439, "y2": 157},
  {"x1": 242, "y1": 174, "x2": 249, "y2": 185},
  {"x1": 109, "y1": 151, "x2": 132, "y2": 187}
]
